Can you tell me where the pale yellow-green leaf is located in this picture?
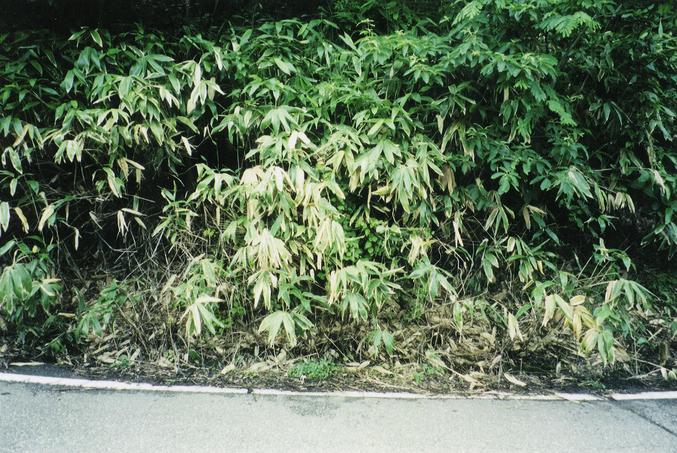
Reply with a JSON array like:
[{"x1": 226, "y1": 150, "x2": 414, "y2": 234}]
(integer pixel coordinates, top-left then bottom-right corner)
[
  {"x1": 582, "y1": 328, "x2": 598, "y2": 352},
  {"x1": 195, "y1": 295, "x2": 222, "y2": 304},
  {"x1": 554, "y1": 294, "x2": 573, "y2": 322},
  {"x1": 14, "y1": 207, "x2": 29, "y2": 233},
  {"x1": 570, "y1": 295, "x2": 586, "y2": 306},
  {"x1": 181, "y1": 136, "x2": 192, "y2": 156},
  {"x1": 38, "y1": 204, "x2": 55, "y2": 232},
  {"x1": 604, "y1": 280, "x2": 621, "y2": 304},
  {"x1": 258, "y1": 311, "x2": 296, "y2": 347},
  {"x1": 507, "y1": 313, "x2": 523, "y2": 341},
  {"x1": 0, "y1": 202, "x2": 9, "y2": 233},
  {"x1": 542, "y1": 294, "x2": 556, "y2": 327},
  {"x1": 116, "y1": 210, "x2": 127, "y2": 236}
]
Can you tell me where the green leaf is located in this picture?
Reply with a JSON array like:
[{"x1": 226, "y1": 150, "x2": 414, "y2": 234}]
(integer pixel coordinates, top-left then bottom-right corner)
[
  {"x1": 61, "y1": 70, "x2": 74, "y2": 93},
  {"x1": 7, "y1": 148, "x2": 22, "y2": 173},
  {"x1": 547, "y1": 99, "x2": 577, "y2": 126},
  {"x1": 597, "y1": 329, "x2": 615, "y2": 365},
  {"x1": 0, "y1": 239, "x2": 15, "y2": 257},
  {"x1": 274, "y1": 58, "x2": 295, "y2": 75},
  {"x1": 90, "y1": 30, "x2": 103, "y2": 47}
]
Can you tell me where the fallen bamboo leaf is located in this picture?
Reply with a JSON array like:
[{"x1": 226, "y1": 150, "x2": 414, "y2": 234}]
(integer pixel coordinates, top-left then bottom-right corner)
[{"x1": 504, "y1": 373, "x2": 527, "y2": 387}]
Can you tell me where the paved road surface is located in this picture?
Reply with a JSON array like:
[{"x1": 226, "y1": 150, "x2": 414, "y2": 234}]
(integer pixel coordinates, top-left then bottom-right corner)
[{"x1": 1, "y1": 380, "x2": 675, "y2": 452}]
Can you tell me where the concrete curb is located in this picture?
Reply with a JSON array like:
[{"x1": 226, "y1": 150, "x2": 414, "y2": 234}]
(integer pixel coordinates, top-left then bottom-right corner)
[{"x1": 1, "y1": 372, "x2": 675, "y2": 401}]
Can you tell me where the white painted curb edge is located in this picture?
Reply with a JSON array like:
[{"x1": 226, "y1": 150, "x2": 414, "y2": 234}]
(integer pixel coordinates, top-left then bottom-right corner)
[
  {"x1": 0, "y1": 372, "x2": 247, "y2": 395},
  {"x1": 609, "y1": 391, "x2": 677, "y2": 401},
  {"x1": 0, "y1": 372, "x2": 675, "y2": 401}
]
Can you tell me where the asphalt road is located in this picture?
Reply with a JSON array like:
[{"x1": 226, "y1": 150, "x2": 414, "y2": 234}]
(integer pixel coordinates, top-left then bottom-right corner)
[{"x1": 1, "y1": 380, "x2": 675, "y2": 452}]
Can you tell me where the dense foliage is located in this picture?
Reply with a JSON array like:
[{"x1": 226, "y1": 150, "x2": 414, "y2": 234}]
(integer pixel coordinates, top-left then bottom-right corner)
[{"x1": 1, "y1": 0, "x2": 675, "y2": 383}]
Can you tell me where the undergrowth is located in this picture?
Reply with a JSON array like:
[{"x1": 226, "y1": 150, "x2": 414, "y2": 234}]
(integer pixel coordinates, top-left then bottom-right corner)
[{"x1": 0, "y1": 0, "x2": 676, "y2": 387}]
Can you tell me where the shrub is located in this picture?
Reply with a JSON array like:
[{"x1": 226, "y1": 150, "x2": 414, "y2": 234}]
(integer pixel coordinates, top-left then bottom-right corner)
[{"x1": 0, "y1": 0, "x2": 675, "y2": 378}]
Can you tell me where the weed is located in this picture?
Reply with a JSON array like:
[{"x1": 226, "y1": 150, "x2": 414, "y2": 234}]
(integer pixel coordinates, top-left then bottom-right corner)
[
  {"x1": 289, "y1": 359, "x2": 338, "y2": 381},
  {"x1": 413, "y1": 364, "x2": 444, "y2": 385}
]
